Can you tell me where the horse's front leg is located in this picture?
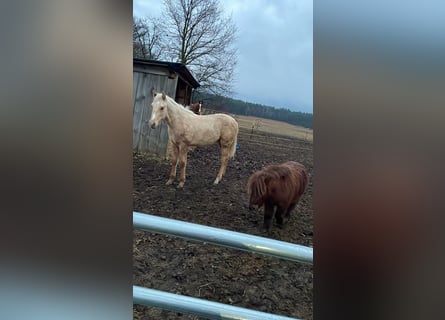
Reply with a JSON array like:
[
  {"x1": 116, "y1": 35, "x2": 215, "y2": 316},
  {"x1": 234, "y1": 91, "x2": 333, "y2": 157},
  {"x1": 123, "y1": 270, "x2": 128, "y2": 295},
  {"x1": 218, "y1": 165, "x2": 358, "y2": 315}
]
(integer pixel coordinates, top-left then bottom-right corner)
[
  {"x1": 166, "y1": 144, "x2": 179, "y2": 185},
  {"x1": 177, "y1": 145, "x2": 188, "y2": 188}
]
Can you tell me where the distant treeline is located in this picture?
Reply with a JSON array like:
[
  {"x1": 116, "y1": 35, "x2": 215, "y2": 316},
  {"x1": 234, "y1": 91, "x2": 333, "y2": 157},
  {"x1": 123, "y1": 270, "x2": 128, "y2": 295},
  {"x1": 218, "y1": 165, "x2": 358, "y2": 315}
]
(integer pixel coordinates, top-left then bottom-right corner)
[{"x1": 194, "y1": 93, "x2": 313, "y2": 129}]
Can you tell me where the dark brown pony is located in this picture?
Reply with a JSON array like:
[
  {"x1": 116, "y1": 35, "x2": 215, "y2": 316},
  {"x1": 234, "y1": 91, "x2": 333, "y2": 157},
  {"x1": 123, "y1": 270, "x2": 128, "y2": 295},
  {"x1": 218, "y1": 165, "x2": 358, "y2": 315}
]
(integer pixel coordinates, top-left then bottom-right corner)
[
  {"x1": 247, "y1": 161, "x2": 308, "y2": 230},
  {"x1": 185, "y1": 101, "x2": 203, "y2": 115}
]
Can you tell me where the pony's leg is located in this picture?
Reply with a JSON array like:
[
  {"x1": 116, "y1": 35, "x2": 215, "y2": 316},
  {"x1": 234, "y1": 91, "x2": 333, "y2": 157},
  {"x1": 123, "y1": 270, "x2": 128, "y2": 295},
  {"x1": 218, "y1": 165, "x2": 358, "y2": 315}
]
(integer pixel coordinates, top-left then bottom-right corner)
[
  {"x1": 283, "y1": 203, "x2": 297, "y2": 225},
  {"x1": 263, "y1": 203, "x2": 275, "y2": 231},
  {"x1": 275, "y1": 207, "x2": 285, "y2": 228},
  {"x1": 177, "y1": 145, "x2": 188, "y2": 188},
  {"x1": 166, "y1": 144, "x2": 179, "y2": 185},
  {"x1": 214, "y1": 146, "x2": 229, "y2": 185}
]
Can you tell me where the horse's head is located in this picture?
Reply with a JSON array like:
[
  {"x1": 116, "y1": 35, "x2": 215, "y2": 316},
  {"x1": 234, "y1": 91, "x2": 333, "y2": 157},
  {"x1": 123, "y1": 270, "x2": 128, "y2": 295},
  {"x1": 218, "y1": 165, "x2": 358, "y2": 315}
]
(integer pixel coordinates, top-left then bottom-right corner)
[{"x1": 149, "y1": 90, "x2": 168, "y2": 128}]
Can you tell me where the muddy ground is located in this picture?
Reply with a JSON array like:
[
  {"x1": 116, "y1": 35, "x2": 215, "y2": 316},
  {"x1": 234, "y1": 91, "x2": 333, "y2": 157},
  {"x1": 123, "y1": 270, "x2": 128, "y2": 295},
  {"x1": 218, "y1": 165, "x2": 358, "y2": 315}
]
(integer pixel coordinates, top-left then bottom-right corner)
[{"x1": 133, "y1": 130, "x2": 313, "y2": 319}]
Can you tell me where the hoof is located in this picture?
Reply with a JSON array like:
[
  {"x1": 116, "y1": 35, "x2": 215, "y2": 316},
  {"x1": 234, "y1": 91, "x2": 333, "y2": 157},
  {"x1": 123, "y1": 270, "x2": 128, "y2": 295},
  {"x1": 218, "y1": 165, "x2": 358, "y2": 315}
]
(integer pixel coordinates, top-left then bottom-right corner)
[
  {"x1": 282, "y1": 216, "x2": 290, "y2": 225},
  {"x1": 213, "y1": 177, "x2": 221, "y2": 185},
  {"x1": 166, "y1": 179, "x2": 174, "y2": 185},
  {"x1": 177, "y1": 182, "x2": 185, "y2": 188}
]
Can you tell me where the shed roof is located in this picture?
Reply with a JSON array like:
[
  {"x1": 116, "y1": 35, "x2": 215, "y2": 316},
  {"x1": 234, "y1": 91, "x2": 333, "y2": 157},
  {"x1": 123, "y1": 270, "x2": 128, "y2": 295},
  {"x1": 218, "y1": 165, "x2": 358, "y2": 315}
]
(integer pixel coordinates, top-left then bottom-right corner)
[{"x1": 133, "y1": 58, "x2": 200, "y2": 89}]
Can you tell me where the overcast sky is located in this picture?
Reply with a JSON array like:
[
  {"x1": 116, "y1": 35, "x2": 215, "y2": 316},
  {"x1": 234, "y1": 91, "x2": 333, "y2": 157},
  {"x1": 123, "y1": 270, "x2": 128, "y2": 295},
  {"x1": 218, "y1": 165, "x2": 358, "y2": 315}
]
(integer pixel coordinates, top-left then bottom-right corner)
[{"x1": 134, "y1": 0, "x2": 313, "y2": 114}]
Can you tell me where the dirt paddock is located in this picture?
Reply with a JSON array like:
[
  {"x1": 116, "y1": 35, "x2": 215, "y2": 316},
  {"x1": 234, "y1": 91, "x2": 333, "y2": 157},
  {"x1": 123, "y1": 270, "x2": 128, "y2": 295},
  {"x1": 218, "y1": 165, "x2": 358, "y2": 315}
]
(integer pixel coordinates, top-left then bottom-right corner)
[{"x1": 133, "y1": 129, "x2": 313, "y2": 319}]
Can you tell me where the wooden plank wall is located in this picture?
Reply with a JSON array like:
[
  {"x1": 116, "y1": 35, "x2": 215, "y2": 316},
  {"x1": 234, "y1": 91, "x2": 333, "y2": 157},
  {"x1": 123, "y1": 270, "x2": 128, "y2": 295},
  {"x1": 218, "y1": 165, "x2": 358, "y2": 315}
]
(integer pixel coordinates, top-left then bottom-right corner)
[{"x1": 133, "y1": 70, "x2": 177, "y2": 157}]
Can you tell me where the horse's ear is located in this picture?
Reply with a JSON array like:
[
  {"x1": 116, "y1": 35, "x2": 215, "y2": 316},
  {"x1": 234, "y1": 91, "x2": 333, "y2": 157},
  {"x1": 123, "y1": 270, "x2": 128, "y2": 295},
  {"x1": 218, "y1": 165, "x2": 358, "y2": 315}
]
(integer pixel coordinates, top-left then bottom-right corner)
[
  {"x1": 151, "y1": 88, "x2": 157, "y2": 97},
  {"x1": 162, "y1": 92, "x2": 166, "y2": 100}
]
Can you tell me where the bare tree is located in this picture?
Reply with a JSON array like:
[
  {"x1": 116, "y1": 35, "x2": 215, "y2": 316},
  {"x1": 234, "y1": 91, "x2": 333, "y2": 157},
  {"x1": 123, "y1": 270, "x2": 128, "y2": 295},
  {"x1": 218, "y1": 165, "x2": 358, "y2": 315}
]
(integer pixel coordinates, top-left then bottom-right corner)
[
  {"x1": 133, "y1": 16, "x2": 164, "y2": 60},
  {"x1": 161, "y1": 0, "x2": 238, "y2": 96}
]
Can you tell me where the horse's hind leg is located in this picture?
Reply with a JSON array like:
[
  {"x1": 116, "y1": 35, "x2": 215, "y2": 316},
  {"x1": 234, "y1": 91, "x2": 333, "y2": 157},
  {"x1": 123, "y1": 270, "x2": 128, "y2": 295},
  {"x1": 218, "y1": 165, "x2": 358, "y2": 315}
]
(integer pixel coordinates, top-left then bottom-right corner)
[
  {"x1": 166, "y1": 144, "x2": 179, "y2": 185},
  {"x1": 214, "y1": 146, "x2": 229, "y2": 185}
]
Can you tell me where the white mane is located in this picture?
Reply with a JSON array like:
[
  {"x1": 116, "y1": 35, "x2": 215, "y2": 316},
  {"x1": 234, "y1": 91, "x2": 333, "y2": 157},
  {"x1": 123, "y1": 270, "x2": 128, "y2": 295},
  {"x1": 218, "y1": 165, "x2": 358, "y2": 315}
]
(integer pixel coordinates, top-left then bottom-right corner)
[
  {"x1": 184, "y1": 105, "x2": 195, "y2": 114},
  {"x1": 162, "y1": 96, "x2": 194, "y2": 115}
]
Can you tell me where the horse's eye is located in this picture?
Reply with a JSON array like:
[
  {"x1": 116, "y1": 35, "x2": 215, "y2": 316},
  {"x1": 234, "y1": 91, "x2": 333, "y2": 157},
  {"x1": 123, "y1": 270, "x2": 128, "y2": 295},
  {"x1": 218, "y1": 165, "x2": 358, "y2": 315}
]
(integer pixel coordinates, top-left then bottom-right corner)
[{"x1": 160, "y1": 107, "x2": 164, "y2": 110}]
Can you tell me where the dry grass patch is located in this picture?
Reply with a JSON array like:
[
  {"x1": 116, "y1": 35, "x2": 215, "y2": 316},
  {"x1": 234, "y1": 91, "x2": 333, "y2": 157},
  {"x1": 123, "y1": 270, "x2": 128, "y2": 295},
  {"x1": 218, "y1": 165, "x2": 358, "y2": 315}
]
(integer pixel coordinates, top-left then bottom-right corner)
[{"x1": 234, "y1": 114, "x2": 313, "y2": 142}]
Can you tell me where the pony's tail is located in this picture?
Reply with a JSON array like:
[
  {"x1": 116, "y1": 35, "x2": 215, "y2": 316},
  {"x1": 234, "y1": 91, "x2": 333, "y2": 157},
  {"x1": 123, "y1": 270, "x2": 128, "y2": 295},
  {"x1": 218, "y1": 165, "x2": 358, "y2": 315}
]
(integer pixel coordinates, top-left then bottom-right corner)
[
  {"x1": 302, "y1": 169, "x2": 309, "y2": 193},
  {"x1": 297, "y1": 166, "x2": 309, "y2": 196}
]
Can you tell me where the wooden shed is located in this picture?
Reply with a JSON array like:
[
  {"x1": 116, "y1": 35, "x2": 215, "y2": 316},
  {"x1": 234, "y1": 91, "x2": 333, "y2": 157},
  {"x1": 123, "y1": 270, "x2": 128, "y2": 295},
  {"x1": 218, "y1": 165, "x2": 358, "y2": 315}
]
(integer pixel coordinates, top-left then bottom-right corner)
[{"x1": 133, "y1": 59, "x2": 200, "y2": 157}]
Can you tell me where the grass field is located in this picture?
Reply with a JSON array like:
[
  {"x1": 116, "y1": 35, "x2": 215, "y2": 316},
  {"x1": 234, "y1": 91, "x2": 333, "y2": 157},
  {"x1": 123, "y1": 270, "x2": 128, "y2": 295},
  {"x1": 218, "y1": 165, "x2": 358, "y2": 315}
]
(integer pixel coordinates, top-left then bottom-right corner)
[{"x1": 233, "y1": 114, "x2": 313, "y2": 142}]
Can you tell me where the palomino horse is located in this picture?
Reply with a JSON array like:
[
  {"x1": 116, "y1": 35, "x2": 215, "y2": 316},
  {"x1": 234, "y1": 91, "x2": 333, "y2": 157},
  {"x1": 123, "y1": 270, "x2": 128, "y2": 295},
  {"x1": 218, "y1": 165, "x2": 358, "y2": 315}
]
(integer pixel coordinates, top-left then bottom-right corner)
[
  {"x1": 247, "y1": 161, "x2": 308, "y2": 231},
  {"x1": 149, "y1": 90, "x2": 238, "y2": 188},
  {"x1": 185, "y1": 101, "x2": 203, "y2": 115}
]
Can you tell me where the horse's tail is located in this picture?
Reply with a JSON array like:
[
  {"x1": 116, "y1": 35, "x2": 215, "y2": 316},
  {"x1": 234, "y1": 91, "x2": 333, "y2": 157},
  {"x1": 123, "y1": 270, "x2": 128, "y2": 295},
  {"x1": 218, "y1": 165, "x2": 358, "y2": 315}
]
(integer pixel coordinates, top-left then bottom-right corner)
[{"x1": 228, "y1": 124, "x2": 239, "y2": 159}]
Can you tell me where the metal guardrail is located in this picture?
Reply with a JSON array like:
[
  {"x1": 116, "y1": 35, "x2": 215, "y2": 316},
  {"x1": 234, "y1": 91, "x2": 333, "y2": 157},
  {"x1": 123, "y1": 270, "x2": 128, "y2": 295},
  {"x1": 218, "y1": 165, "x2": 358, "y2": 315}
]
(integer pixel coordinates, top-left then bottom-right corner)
[
  {"x1": 133, "y1": 211, "x2": 313, "y2": 264},
  {"x1": 133, "y1": 211, "x2": 313, "y2": 319},
  {"x1": 133, "y1": 286, "x2": 300, "y2": 320}
]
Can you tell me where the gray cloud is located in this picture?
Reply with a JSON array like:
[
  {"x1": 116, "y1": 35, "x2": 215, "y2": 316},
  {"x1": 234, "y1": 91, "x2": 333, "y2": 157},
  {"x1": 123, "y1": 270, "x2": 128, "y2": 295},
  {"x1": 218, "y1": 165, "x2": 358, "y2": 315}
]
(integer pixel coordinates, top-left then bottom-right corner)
[{"x1": 134, "y1": 0, "x2": 313, "y2": 113}]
